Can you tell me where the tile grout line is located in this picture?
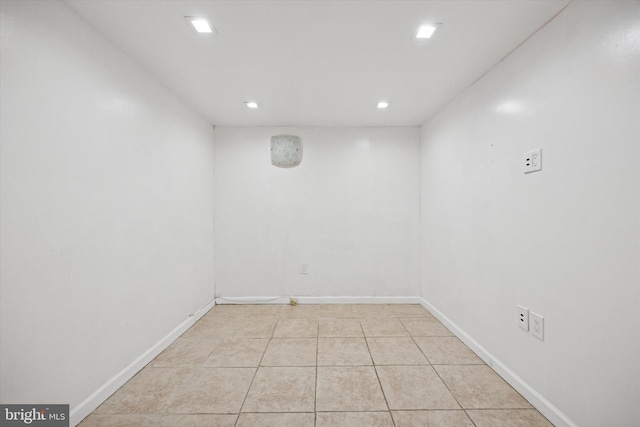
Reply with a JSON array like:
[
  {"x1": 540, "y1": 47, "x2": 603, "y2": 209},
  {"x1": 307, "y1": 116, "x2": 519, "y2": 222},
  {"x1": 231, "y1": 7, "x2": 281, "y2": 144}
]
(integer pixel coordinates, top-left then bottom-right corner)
[
  {"x1": 361, "y1": 317, "x2": 396, "y2": 427},
  {"x1": 152, "y1": 325, "x2": 216, "y2": 416},
  {"x1": 233, "y1": 317, "x2": 277, "y2": 427},
  {"x1": 427, "y1": 349, "x2": 470, "y2": 422},
  {"x1": 386, "y1": 314, "x2": 416, "y2": 427},
  {"x1": 404, "y1": 318, "x2": 435, "y2": 366},
  {"x1": 398, "y1": 315, "x2": 478, "y2": 426},
  {"x1": 315, "y1": 317, "x2": 319, "y2": 425},
  {"x1": 465, "y1": 408, "x2": 480, "y2": 427}
]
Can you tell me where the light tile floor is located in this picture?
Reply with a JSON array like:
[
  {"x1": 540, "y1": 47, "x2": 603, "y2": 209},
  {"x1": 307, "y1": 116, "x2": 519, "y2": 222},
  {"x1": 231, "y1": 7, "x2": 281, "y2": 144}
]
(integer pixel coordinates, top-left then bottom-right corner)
[{"x1": 79, "y1": 304, "x2": 554, "y2": 426}]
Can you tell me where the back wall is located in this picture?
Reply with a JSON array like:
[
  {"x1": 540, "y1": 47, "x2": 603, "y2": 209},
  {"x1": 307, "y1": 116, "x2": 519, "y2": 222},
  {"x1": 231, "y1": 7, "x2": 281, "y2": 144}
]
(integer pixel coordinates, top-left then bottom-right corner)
[{"x1": 214, "y1": 127, "x2": 420, "y2": 299}]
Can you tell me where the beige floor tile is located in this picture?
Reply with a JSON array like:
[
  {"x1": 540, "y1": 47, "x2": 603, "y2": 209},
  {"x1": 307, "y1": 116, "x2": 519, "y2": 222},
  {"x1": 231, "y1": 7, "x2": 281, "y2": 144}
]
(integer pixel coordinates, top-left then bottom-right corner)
[
  {"x1": 182, "y1": 318, "x2": 276, "y2": 339},
  {"x1": 242, "y1": 367, "x2": 316, "y2": 412},
  {"x1": 318, "y1": 304, "x2": 361, "y2": 318},
  {"x1": 316, "y1": 366, "x2": 387, "y2": 411},
  {"x1": 367, "y1": 337, "x2": 429, "y2": 365},
  {"x1": 202, "y1": 339, "x2": 268, "y2": 367},
  {"x1": 318, "y1": 318, "x2": 363, "y2": 337},
  {"x1": 205, "y1": 304, "x2": 322, "y2": 319},
  {"x1": 273, "y1": 319, "x2": 318, "y2": 337},
  {"x1": 278, "y1": 304, "x2": 321, "y2": 319},
  {"x1": 354, "y1": 304, "x2": 394, "y2": 317},
  {"x1": 236, "y1": 413, "x2": 315, "y2": 427},
  {"x1": 413, "y1": 337, "x2": 484, "y2": 365},
  {"x1": 316, "y1": 412, "x2": 394, "y2": 427},
  {"x1": 200, "y1": 305, "x2": 248, "y2": 319},
  {"x1": 361, "y1": 318, "x2": 409, "y2": 337},
  {"x1": 376, "y1": 365, "x2": 460, "y2": 410},
  {"x1": 434, "y1": 365, "x2": 532, "y2": 409},
  {"x1": 466, "y1": 409, "x2": 554, "y2": 426},
  {"x1": 166, "y1": 367, "x2": 255, "y2": 413},
  {"x1": 400, "y1": 318, "x2": 454, "y2": 337},
  {"x1": 150, "y1": 338, "x2": 217, "y2": 367},
  {"x1": 160, "y1": 414, "x2": 238, "y2": 427},
  {"x1": 78, "y1": 414, "x2": 163, "y2": 426},
  {"x1": 199, "y1": 304, "x2": 276, "y2": 318},
  {"x1": 181, "y1": 319, "x2": 230, "y2": 339},
  {"x1": 388, "y1": 304, "x2": 433, "y2": 317},
  {"x1": 94, "y1": 367, "x2": 194, "y2": 414},
  {"x1": 261, "y1": 338, "x2": 317, "y2": 366},
  {"x1": 392, "y1": 410, "x2": 474, "y2": 427},
  {"x1": 84, "y1": 305, "x2": 547, "y2": 426},
  {"x1": 203, "y1": 304, "x2": 283, "y2": 319},
  {"x1": 224, "y1": 318, "x2": 278, "y2": 338},
  {"x1": 240, "y1": 304, "x2": 285, "y2": 318},
  {"x1": 317, "y1": 338, "x2": 372, "y2": 366}
]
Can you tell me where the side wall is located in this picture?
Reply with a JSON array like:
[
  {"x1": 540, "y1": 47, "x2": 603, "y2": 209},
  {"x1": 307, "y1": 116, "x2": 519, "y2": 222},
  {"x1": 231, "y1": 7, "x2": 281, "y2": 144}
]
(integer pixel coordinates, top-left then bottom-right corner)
[
  {"x1": 214, "y1": 127, "x2": 421, "y2": 300},
  {"x1": 420, "y1": 2, "x2": 639, "y2": 426},
  {"x1": 0, "y1": 0, "x2": 215, "y2": 421}
]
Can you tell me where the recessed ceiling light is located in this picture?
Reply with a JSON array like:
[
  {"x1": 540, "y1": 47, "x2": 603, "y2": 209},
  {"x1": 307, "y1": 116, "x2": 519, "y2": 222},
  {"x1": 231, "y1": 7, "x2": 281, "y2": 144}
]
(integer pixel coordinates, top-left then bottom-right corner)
[
  {"x1": 416, "y1": 24, "x2": 437, "y2": 39},
  {"x1": 187, "y1": 17, "x2": 213, "y2": 33},
  {"x1": 377, "y1": 101, "x2": 389, "y2": 109},
  {"x1": 245, "y1": 101, "x2": 259, "y2": 109}
]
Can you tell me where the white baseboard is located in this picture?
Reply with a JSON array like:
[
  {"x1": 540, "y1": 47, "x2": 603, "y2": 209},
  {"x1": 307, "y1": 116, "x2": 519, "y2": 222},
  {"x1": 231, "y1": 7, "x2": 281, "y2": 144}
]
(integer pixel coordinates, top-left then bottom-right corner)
[
  {"x1": 215, "y1": 295, "x2": 423, "y2": 305},
  {"x1": 69, "y1": 299, "x2": 216, "y2": 426},
  {"x1": 419, "y1": 298, "x2": 576, "y2": 427}
]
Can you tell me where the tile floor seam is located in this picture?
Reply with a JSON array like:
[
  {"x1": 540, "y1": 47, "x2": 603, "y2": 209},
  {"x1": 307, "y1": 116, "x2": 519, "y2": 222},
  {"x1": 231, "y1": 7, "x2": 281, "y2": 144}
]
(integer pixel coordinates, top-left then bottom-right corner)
[
  {"x1": 408, "y1": 332, "x2": 434, "y2": 366},
  {"x1": 397, "y1": 316, "x2": 411, "y2": 336},
  {"x1": 315, "y1": 410, "x2": 393, "y2": 412},
  {"x1": 315, "y1": 318, "x2": 319, "y2": 415},
  {"x1": 233, "y1": 317, "x2": 274, "y2": 426},
  {"x1": 398, "y1": 317, "x2": 454, "y2": 339},
  {"x1": 464, "y1": 407, "x2": 556, "y2": 426},
  {"x1": 240, "y1": 411, "x2": 317, "y2": 413},
  {"x1": 429, "y1": 359, "x2": 467, "y2": 412},
  {"x1": 362, "y1": 322, "x2": 394, "y2": 422},
  {"x1": 374, "y1": 317, "x2": 397, "y2": 427},
  {"x1": 466, "y1": 408, "x2": 543, "y2": 411},
  {"x1": 151, "y1": 366, "x2": 200, "y2": 416},
  {"x1": 390, "y1": 409, "x2": 472, "y2": 412},
  {"x1": 463, "y1": 408, "x2": 483, "y2": 427}
]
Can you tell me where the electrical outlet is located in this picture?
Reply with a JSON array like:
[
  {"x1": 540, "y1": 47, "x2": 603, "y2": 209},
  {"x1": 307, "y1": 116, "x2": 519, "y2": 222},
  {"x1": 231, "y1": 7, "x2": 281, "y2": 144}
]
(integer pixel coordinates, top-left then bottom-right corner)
[
  {"x1": 524, "y1": 148, "x2": 542, "y2": 173},
  {"x1": 517, "y1": 305, "x2": 529, "y2": 331},
  {"x1": 300, "y1": 263, "x2": 308, "y2": 275},
  {"x1": 530, "y1": 312, "x2": 544, "y2": 340},
  {"x1": 530, "y1": 149, "x2": 541, "y2": 171}
]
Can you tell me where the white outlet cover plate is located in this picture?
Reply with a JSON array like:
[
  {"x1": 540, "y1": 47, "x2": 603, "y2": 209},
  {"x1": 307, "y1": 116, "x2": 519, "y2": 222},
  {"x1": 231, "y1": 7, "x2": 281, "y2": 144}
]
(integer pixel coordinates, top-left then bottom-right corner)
[
  {"x1": 524, "y1": 148, "x2": 542, "y2": 173},
  {"x1": 530, "y1": 312, "x2": 544, "y2": 340}
]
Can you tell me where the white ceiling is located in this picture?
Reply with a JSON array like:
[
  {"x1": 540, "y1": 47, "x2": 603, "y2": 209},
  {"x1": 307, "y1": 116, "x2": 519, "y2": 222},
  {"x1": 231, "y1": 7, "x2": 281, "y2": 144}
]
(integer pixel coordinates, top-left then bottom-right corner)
[{"x1": 66, "y1": 0, "x2": 570, "y2": 127}]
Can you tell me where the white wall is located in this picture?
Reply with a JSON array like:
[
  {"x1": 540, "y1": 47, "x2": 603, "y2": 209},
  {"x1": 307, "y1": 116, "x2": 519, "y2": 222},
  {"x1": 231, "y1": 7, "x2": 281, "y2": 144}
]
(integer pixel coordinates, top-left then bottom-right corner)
[
  {"x1": 0, "y1": 0, "x2": 215, "y2": 419},
  {"x1": 214, "y1": 127, "x2": 420, "y2": 299},
  {"x1": 420, "y1": 2, "x2": 639, "y2": 426}
]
